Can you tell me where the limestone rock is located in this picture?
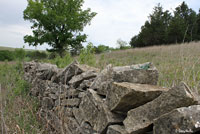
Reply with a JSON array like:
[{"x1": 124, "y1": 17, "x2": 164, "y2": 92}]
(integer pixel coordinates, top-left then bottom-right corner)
[
  {"x1": 123, "y1": 82, "x2": 199, "y2": 134},
  {"x1": 42, "y1": 97, "x2": 54, "y2": 110},
  {"x1": 64, "y1": 107, "x2": 74, "y2": 117},
  {"x1": 39, "y1": 109, "x2": 64, "y2": 133},
  {"x1": 48, "y1": 93, "x2": 57, "y2": 100},
  {"x1": 65, "y1": 117, "x2": 82, "y2": 134},
  {"x1": 79, "y1": 79, "x2": 95, "y2": 90},
  {"x1": 112, "y1": 62, "x2": 158, "y2": 85},
  {"x1": 65, "y1": 89, "x2": 80, "y2": 98},
  {"x1": 91, "y1": 62, "x2": 159, "y2": 96},
  {"x1": 79, "y1": 89, "x2": 124, "y2": 134},
  {"x1": 52, "y1": 61, "x2": 80, "y2": 84},
  {"x1": 107, "y1": 125, "x2": 128, "y2": 134},
  {"x1": 107, "y1": 82, "x2": 168, "y2": 113},
  {"x1": 36, "y1": 63, "x2": 58, "y2": 80},
  {"x1": 52, "y1": 61, "x2": 99, "y2": 84},
  {"x1": 24, "y1": 62, "x2": 59, "y2": 81},
  {"x1": 154, "y1": 105, "x2": 200, "y2": 134},
  {"x1": 90, "y1": 64, "x2": 114, "y2": 96},
  {"x1": 80, "y1": 122, "x2": 96, "y2": 134},
  {"x1": 61, "y1": 98, "x2": 80, "y2": 107},
  {"x1": 69, "y1": 71, "x2": 98, "y2": 88}
]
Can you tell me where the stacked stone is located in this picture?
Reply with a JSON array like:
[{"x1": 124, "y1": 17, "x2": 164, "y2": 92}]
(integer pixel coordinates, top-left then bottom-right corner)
[
  {"x1": 24, "y1": 61, "x2": 99, "y2": 133},
  {"x1": 24, "y1": 61, "x2": 200, "y2": 134}
]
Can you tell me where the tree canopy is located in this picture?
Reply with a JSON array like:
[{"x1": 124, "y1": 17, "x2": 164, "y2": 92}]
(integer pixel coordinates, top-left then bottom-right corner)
[
  {"x1": 23, "y1": 0, "x2": 96, "y2": 56},
  {"x1": 130, "y1": 2, "x2": 200, "y2": 48}
]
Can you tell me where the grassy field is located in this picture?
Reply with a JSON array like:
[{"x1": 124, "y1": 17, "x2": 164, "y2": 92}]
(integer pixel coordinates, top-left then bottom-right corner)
[
  {"x1": 0, "y1": 42, "x2": 200, "y2": 133},
  {"x1": 0, "y1": 45, "x2": 42, "y2": 51},
  {"x1": 0, "y1": 62, "x2": 45, "y2": 133},
  {"x1": 94, "y1": 42, "x2": 200, "y2": 89},
  {"x1": 0, "y1": 46, "x2": 16, "y2": 51}
]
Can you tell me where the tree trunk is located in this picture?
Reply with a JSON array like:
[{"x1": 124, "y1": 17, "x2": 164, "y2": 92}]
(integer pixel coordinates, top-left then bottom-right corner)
[{"x1": 183, "y1": 25, "x2": 189, "y2": 43}]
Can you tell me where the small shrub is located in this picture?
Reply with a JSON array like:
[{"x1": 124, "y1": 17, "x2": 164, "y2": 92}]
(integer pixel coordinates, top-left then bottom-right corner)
[
  {"x1": 14, "y1": 48, "x2": 26, "y2": 61},
  {"x1": 48, "y1": 52, "x2": 59, "y2": 59},
  {"x1": 50, "y1": 52, "x2": 73, "y2": 68},
  {"x1": 78, "y1": 42, "x2": 96, "y2": 66},
  {"x1": 94, "y1": 45, "x2": 110, "y2": 54},
  {"x1": 0, "y1": 50, "x2": 15, "y2": 61},
  {"x1": 26, "y1": 50, "x2": 48, "y2": 60}
]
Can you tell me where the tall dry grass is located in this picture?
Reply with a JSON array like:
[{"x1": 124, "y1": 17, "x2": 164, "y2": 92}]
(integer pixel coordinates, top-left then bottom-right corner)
[
  {"x1": 95, "y1": 42, "x2": 200, "y2": 89},
  {"x1": 0, "y1": 62, "x2": 45, "y2": 133}
]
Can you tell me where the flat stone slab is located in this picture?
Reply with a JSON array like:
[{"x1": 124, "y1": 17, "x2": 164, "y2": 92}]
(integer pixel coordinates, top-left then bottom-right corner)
[
  {"x1": 61, "y1": 98, "x2": 80, "y2": 107},
  {"x1": 154, "y1": 105, "x2": 200, "y2": 134},
  {"x1": 79, "y1": 89, "x2": 124, "y2": 134},
  {"x1": 112, "y1": 62, "x2": 158, "y2": 85},
  {"x1": 123, "y1": 82, "x2": 199, "y2": 134},
  {"x1": 69, "y1": 71, "x2": 98, "y2": 88},
  {"x1": 107, "y1": 82, "x2": 168, "y2": 113},
  {"x1": 91, "y1": 62, "x2": 159, "y2": 96},
  {"x1": 64, "y1": 117, "x2": 82, "y2": 134},
  {"x1": 107, "y1": 125, "x2": 128, "y2": 134},
  {"x1": 52, "y1": 61, "x2": 99, "y2": 84},
  {"x1": 90, "y1": 64, "x2": 113, "y2": 96},
  {"x1": 36, "y1": 63, "x2": 59, "y2": 80}
]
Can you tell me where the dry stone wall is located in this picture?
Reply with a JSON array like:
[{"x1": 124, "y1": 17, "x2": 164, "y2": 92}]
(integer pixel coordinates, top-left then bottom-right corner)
[{"x1": 24, "y1": 61, "x2": 200, "y2": 134}]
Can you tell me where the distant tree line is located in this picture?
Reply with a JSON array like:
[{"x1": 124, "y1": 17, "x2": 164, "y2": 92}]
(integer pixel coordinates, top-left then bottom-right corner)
[
  {"x1": 0, "y1": 49, "x2": 48, "y2": 61},
  {"x1": 130, "y1": 2, "x2": 200, "y2": 47}
]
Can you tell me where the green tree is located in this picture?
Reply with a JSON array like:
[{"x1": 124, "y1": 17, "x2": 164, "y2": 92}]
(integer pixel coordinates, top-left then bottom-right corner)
[
  {"x1": 168, "y1": 2, "x2": 197, "y2": 43},
  {"x1": 23, "y1": 0, "x2": 96, "y2": 57},
  {"x1": 196, "y1": 10, "x2": 200, "y2": 40},
  {"x1": 130, "y1": 4, "x2": 171, "y2": 47},
  {"x1": 78, "y1": 42, "x2": 96, "y2": 66},
  {"x1": 94, "y1": 44, "x2": 110, "y2": 54},
  {"x1": 130, "y1": 2, "x2": 199, "y2": 47},
  {"x1": 116, "y1": 39, "x2": 128, "y2": 49}
]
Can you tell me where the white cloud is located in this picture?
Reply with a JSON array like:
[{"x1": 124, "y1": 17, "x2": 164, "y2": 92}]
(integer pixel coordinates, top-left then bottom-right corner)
[
  {"x1": 83, "y1": 0, "x2": 187, "y2": 48},
  {"x1": 0, "y1": 24, "x2": 49, "y2": 50}
]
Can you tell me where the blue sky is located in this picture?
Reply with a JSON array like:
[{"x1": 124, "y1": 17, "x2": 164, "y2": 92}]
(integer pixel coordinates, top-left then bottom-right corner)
[{"x1": 0, "y1": 0, "x2": 199, "y2": 50}]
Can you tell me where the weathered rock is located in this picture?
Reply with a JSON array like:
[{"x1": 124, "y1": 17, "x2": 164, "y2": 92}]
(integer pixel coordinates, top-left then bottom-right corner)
[
  {"x1": 52, "y1": 61, "x2": 99, "y2": 84},
  {"x1": 39, "y1": 109, "x2": 64, "y2": 133},
  {"x1": 30, "y1": 78, "x2": 47, "y2": 97},
  {"x1": 112, "y1": 62, "x2": 158, "y2": 84},
  {"x1": 107, "y1": 125, "x2": 128, "y2": 134},
  {"x1": 61, "y1": 98, "x2": 80, "y2": 107},
  {"x1": 65, "y1": 89, "x2": 80, "y2": 98},
  {"x1": 79, "y1": 79, "x2": 95, "y2": 90},
  {"x1": 73, "y1": 107, "x2": 84, "y2": 124},
  {"x1": 79, "y1": 89, "x2": 124, "y2": 134},
  {"x1": 90, "y1": 64, "x2": 113, "y2": 96},
  {"x1": 91, "y1": 63, "x2": 159, "y2": 96},
  {"x1": 24, "y1": 62, "x2": 38, "y2": 82},
  {"x1": 51, "y1": 61, "x2": 79, "y2": 84},
  {"x1": 48, "y1": 93, "x2": 57, "y2": 100},
  {"x1": 64, "y1": 117, "x2": 82, "y2": 134},
  {"x1": 36, "y1": 63, "x2": 58, "y2": 80},
  {"x1": 123, "y1": 82, "x2": 198, "y2": 134},
  {"x1": 55, "y1": 84, "x2": 69, "y2": 96},
  {"x1": 80, "y1": 122, "x2": 96, "y2": 134},
  {"x1": 25, "y1": 61, "x2": 200, "y2": 134},
  {"x1": 107, "y1": 82, "x2": 168, "y2": 113},
  {"x1": 58, "y1": 88, "x2": 81, "y2": 99},
  {"x1": 24, "y1": 62, "x2": 60, "y2": 82},
  {"x1": 42, "y1": 97, "x2": 54, "y2": 110},
  {"x1": 153, "y1": 105, "x2": 200, "y2": 134},
  {"x1": 69, "y1": 71, "x2": 98, "y2": 88},
  {"x1": 63, "y1": 107, "x2": 74, "y2": 117}
]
